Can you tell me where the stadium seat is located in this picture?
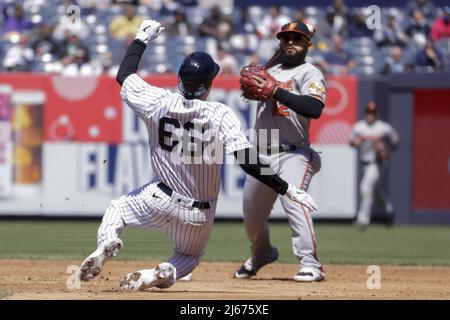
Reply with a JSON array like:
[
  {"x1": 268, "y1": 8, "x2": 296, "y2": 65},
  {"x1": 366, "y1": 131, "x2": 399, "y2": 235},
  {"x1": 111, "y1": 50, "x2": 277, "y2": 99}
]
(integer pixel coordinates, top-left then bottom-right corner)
[
  {"x1": 349, "y1": 37, "x2": 376, "y2": 48},
  {"x1": 1, "y1": 3, "x2": 448, "y2": 76},
  {"x1": 248, "y1": 6, "x2": 264, "y2": 25}
]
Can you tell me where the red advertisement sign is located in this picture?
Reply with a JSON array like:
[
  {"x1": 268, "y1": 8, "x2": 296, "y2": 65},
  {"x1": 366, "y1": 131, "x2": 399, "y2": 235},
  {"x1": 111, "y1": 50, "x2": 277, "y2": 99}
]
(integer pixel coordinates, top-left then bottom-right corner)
[
  {"x1": 0, "y1": 75, "x2": 122, "y2": 143},
  {"x1": 413, "y1": 89, "x2": 450, "y2": 210},
  {"x1": 310, "y1": 75, "x2": 358, "y2": 145}
]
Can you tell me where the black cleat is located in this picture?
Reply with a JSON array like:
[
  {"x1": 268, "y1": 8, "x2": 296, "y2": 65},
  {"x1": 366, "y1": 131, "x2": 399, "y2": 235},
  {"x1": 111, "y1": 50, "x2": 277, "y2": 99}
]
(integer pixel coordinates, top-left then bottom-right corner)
[
  {"x1": 234, "y1": 247, "x2": 279, "y2": 279},
  {"x1": 234, "y1": 263, "x2": 257, "y2": 279},
  {"x1": 385, "y1": 211, "x2": 396, "y2": 228}
]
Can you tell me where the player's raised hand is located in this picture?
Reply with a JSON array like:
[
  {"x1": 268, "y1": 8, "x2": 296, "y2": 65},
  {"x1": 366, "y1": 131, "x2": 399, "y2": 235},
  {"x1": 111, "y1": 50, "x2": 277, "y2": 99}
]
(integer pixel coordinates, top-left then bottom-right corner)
[
  {"x1": 135, "y1": 20, "x2": 165, "y2": 45},
  {"x1": 285, "y1": 184, "x2": 318, "y2": 212}
]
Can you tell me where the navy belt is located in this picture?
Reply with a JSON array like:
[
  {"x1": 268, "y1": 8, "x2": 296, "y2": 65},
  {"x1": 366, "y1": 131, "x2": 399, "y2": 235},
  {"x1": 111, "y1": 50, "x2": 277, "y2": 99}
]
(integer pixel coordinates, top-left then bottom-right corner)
[{"x1": 157, "y1": 183, "x2": 211, "y2": 209}]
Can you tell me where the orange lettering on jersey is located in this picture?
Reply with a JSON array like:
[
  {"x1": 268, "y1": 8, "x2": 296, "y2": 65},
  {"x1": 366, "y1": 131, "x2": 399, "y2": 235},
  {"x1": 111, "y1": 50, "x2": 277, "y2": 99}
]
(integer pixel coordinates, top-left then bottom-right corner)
[
  {"x1": 278, "y1": 105, "x2": 290, "y2": 116},
  {"x1": 272, "y1": 100, "x2": 290, "y2": 117},
  {"x1": 272, "y1": 80, "x2": 293, "y2": 117},
  {"x1": 279, "y1": 80, "x2": 294, "y2": 91}
]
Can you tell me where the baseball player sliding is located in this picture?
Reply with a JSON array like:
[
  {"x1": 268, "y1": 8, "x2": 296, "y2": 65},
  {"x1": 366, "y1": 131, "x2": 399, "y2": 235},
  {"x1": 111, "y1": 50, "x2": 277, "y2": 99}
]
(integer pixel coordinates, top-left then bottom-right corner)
[
  {"x1": 350, "y1": 102, "x2": 399, "y2": 230},
  {"x1": 78, "y1": 20, "x2": 318, "y2": 290},
  {"x1": 235, "y1": 22, "x2": 327, "y2": 282}
]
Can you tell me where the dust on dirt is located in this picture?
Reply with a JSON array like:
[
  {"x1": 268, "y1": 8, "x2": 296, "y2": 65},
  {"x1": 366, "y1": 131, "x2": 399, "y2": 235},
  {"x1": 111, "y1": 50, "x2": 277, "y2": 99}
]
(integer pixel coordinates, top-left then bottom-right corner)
[{"x1": 0, "y1": 260, "x2": 449, "y2": 300}]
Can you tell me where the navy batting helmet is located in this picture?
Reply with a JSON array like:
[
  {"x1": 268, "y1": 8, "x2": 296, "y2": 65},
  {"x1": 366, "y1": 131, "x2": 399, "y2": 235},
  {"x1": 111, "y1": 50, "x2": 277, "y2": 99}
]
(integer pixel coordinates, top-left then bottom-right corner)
[{"x1": 178, "y1": 52, "x2": 220, "y2": 99}]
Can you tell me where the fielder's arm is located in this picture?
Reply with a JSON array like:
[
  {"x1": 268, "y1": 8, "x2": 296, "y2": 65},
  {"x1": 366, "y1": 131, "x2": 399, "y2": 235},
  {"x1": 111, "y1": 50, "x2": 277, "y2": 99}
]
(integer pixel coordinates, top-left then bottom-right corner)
[
  {"x1": 272, "y1": 89, "x2": 324, "y2": 119},
  {"x1": 233, "y1": 148, "x2": 318, "y2": 211},
  {"x1": 349, "y1": 136, "x2": 364, "y2": 148},
  {"x1": 271, "y1": 68, "x2": 326, "y2": 119},
  {"x1": 386, "y1": 125, "x2": 400, "y2": 148},
  {"x1": 246, "y1": 71, "x2": 324, "y2": 119},
  {"x1": 349, "y1": 124, "x2": 364, "y2": 147}
]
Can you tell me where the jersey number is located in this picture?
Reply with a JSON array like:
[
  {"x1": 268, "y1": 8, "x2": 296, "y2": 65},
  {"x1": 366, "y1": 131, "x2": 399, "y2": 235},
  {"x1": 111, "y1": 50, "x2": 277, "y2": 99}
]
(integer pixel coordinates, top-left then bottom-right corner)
[
  {"x1": 158, "y1": 117, "x2": 204, "y2": 156},
  {"x1": 272, "y1": 100, "x2": 290, "y2": 117}
]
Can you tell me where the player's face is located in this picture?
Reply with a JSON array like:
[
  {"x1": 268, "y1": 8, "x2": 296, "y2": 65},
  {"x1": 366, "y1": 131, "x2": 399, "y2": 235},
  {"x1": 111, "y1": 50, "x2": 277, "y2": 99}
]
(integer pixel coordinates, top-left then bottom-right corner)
[
  {"x1": 365, "y1": 112, "x2": 377, "y2": 124},
  {"x1": 280, "y1": 33, "x2": 309, "y2": 57}
]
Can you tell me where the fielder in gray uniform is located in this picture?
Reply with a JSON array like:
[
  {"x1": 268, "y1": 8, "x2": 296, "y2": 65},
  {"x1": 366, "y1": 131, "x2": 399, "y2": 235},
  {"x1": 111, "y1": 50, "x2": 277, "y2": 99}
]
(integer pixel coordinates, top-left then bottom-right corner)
[
  {"x1": 235, "y1": 22, "x2": 327, "y2": 282},
  {"x1": 350, "y1": 102, "x2": 399, "y2": 230},
  {"x1": 78, "y1": 20, "x2": 318, "y2": 290}
]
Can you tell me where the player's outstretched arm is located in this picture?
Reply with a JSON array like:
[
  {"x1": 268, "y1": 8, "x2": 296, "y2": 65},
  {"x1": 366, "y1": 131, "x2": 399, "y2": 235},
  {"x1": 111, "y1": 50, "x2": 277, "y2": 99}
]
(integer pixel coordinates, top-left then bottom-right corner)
[
  {"x1": 272, "y1": 88, "x2": 324, "y2": 119},
  {"x1": 234, "y1": 148, "x2": 318, "y2": 212},
  {"x1": 116, "y1": 20, "x2": 164, "y2": 86}
]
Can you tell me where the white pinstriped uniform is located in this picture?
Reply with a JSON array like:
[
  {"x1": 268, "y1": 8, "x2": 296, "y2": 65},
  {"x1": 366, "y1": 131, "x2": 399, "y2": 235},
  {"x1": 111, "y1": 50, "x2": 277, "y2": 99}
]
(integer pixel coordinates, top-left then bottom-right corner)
[
  {"x1": 97, "y1": 74, "x2": 250, "y2": 279},
  {"x1": 243, "y1": 62, "x2": 326, "y2": 271}
]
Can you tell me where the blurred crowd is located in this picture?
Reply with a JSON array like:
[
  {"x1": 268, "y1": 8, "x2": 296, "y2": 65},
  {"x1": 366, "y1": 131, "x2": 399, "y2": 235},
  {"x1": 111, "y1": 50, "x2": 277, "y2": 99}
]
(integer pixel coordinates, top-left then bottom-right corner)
[{"x1": 1, "y1": 0, "x2": 450, "y2": 76}]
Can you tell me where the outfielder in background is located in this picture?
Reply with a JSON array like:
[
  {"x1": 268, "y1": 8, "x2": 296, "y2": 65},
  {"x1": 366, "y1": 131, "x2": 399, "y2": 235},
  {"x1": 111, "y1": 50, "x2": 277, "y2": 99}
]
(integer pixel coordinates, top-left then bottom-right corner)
[
  {"x1": 78, "y1": 20, "x2": 317, "y2": 290},
  {"x1": 350, "y1": 102, "x2": 400, "y2": 230},
  {"x1": 236, "y1": 22, "x2": 327, "y2": 282}
]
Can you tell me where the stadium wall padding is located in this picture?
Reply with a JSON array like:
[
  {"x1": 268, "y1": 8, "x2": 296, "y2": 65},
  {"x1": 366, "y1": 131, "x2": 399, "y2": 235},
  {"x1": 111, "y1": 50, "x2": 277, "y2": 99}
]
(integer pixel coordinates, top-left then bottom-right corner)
[{"x1": 1, "y1": 73, "x2": 450, "y2": 224}]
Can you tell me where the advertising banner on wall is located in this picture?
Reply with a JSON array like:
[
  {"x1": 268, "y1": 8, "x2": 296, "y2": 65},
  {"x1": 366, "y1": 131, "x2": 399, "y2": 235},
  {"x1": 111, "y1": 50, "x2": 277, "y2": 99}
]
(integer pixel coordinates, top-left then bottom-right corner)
[
  {"x1": 0, "y1": 85, "x2": 13, "y2": 198},
  {"x1": 0, "y1": 74, "x2": 357, "y2": 218},
  {"x1": 413, "y1": 89, "x2": 450, "y2": 210}
]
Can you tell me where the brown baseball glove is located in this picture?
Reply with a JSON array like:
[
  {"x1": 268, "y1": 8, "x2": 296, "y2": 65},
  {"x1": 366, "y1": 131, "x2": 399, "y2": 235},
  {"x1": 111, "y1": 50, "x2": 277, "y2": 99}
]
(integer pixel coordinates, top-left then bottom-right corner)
[
  {"x1": 373, "y1": 139, "x2": 391, "y2": 161},
  {"x1": 239, "y1": 64, "x2": 280, "y2": 102}
]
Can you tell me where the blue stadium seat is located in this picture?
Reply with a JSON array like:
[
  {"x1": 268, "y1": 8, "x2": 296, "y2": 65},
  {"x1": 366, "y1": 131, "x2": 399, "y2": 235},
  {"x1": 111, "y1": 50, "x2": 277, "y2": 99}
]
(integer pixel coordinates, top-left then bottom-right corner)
[
  {"x1": 349, "y1": 37, "x2": 376, "y2": 48},
  {"x1": 247, "y1": 6, "x2": 265, "y2": 26},
  {"x1": 349, "y1": 46, "x2": 372, "y2": 56},
  {"x1": 195, "y1": 38, "x2": 207, "y2": 52},
  {"x1": 146, "y1": 53, "x2": 168, "y2": 64},
  {"x1": 147, "y1": 62, "x2": 173, "y2": 74},
  {"x1": 2, "y1": 3, "x2": 449, "y2": 76}
]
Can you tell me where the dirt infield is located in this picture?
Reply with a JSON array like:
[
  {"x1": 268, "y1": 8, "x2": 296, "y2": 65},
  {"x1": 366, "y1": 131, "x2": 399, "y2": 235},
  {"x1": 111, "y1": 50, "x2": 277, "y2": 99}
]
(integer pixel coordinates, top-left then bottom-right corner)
[{"x1": 0, "y1": 260, "x2": 449, "y2": 300}]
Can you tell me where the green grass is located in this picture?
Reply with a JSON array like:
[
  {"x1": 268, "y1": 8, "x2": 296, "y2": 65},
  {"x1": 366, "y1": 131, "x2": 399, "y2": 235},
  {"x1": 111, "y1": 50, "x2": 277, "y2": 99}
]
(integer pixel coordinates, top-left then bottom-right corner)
[{"x1": 0, "y1": 220, "x2": 449, "y2": 266}]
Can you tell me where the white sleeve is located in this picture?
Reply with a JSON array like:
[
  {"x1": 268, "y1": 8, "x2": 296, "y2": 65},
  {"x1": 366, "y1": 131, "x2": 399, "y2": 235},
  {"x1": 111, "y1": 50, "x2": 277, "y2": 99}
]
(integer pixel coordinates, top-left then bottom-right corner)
[
  {"x1": 120, "y1": 74, "x2": 171, "y2": 119},
  {"x1": 218, "y1": 109, "x2": 252, "y2": 154},
  {"x1": 386, "y1": 124, "x2": 400, "y2": 146},
  {"x1": 295, "y1": 69, "x2": 326, "y2": 104}
]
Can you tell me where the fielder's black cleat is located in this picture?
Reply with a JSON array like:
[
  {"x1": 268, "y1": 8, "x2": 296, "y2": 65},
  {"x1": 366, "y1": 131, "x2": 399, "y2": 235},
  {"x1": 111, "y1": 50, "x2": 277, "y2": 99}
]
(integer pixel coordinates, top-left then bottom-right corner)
[
  {"x1": 234, "y1": 247, "x2": 279, "y2": 279},
  {"x1": 234, "y1": 264, "x2": 257, "y2": 279},
  {"x1": 385, "y1": 210, "x2": 396, "y2": 228}
]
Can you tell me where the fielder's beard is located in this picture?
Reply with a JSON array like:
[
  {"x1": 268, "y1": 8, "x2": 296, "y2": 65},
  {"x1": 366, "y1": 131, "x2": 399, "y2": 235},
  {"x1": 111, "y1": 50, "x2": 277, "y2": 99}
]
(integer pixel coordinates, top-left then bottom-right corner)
[{"x1": 278, "y1": 48, "x2": 308, "y2": 68}]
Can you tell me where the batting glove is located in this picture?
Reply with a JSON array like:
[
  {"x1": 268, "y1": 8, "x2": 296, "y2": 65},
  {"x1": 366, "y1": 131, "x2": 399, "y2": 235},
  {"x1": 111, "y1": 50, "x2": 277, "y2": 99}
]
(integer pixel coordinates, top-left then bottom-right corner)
[
  {"x1": 135, "y1": 20, "x2": 165, "y2": 45},
  {"x1": 285, "y1": 184, "x2": 318, "y2": 212}
]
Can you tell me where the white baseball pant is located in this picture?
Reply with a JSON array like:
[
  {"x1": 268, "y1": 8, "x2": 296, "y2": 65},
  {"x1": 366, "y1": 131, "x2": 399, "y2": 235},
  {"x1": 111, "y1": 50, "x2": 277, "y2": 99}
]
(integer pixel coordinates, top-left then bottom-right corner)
[
  {"x1": 242, "y1": 147, "x2": 322, "y2": 271},
  {"x1": 356, "y1": 161, "x2": 393, "y2": 226},
  {"x1": 97, "y1": 181, "x2": 216, "y2": 279}
]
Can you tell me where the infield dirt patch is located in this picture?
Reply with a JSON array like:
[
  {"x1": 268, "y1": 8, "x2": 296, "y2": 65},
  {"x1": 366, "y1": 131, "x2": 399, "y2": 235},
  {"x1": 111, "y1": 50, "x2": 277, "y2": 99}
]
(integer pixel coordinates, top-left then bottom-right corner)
[{"x1": 0, "y1": 260, "x2": 449, "y2": 300}]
